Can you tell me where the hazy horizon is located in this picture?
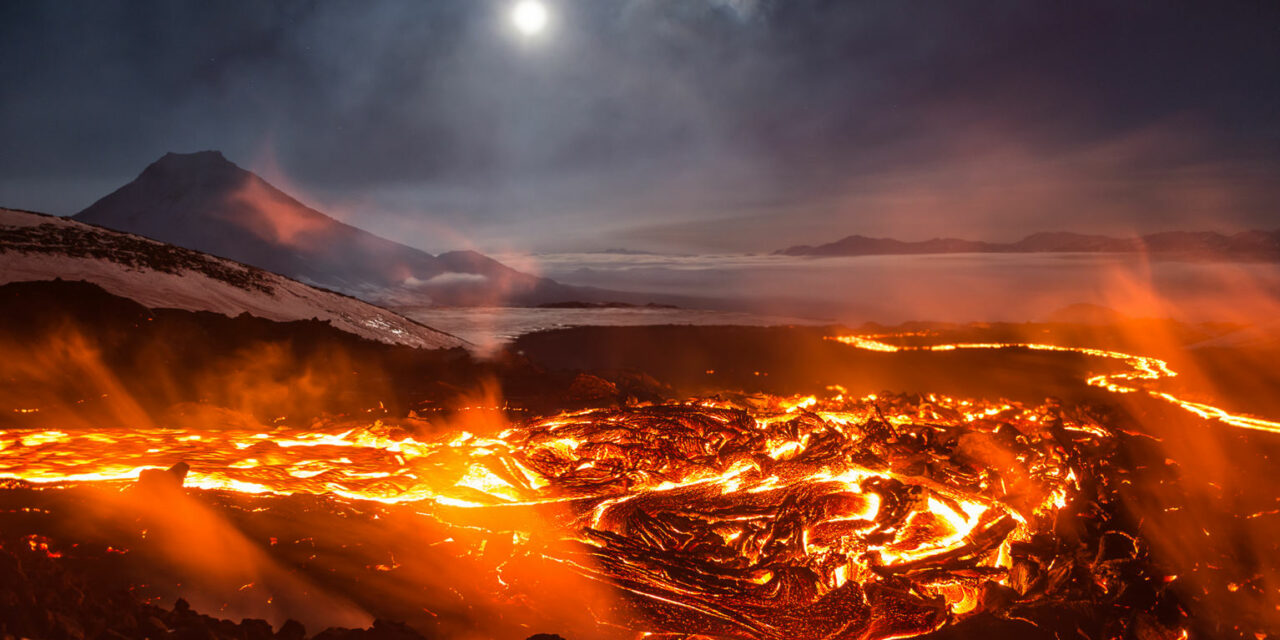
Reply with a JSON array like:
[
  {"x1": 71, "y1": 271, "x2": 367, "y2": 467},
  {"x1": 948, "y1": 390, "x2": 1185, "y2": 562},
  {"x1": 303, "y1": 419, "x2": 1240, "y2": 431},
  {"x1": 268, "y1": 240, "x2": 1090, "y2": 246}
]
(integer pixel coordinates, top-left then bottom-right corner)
[{"x1": 13, "y1": 145, "x2": 1279, "y2": 259}]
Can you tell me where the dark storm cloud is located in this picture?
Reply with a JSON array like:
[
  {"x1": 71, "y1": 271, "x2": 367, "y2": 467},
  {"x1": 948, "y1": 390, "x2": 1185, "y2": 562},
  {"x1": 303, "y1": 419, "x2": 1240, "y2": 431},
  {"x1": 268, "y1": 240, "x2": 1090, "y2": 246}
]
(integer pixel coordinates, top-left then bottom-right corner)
[{"x1": 1, "y1": 1, "x2": 1277, "y2": 251}]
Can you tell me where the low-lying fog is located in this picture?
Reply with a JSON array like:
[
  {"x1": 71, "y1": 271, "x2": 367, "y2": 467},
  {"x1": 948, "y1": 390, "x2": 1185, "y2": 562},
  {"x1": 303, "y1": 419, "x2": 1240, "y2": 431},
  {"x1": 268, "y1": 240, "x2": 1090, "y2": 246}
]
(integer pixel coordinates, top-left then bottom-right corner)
[
  {"x1": 395, "y1": 306, "x2": 822, "y2": 348},
  {"x1": 521, "y1": 252, "x2": 1280, "y2": 325}
]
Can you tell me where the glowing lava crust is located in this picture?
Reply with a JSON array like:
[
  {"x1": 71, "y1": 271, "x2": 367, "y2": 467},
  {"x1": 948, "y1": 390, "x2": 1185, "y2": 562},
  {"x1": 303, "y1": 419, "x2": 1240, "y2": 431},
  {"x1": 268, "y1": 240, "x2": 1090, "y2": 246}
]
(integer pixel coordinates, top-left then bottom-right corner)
[
  {"x1": 8, "y1": 331, "x2": 1268, "y2": 637},
  {"x1": 1, "y1": 390, "x2": 1090, "y2": 639}
]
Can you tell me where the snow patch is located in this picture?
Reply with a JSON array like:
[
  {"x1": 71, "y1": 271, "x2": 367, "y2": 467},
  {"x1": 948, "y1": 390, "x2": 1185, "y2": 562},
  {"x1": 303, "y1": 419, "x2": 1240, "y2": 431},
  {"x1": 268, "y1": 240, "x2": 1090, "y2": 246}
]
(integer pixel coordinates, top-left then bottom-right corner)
[{"x1": 0, "y1": 208, "x2": 467, "y2": 350}]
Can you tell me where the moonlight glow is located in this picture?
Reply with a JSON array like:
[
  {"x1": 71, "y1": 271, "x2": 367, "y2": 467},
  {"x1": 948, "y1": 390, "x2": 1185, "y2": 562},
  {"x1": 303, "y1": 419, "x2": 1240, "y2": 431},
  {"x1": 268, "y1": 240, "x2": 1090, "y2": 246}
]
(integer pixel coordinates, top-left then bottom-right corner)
[{"x1": 511, "y1": 1, "x2": 549, "y2": 36}]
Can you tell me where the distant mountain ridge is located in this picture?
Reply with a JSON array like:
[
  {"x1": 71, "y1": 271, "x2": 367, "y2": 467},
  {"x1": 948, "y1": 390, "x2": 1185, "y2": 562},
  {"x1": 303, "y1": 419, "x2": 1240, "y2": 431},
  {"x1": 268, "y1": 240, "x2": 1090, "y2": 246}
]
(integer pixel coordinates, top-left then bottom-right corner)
[
  {"x1": 72, "y1": 151, "x2": 599, "y2": 305},
  {"x1": 777, "y1": 230, "x2": 1280, "y2": 259}
]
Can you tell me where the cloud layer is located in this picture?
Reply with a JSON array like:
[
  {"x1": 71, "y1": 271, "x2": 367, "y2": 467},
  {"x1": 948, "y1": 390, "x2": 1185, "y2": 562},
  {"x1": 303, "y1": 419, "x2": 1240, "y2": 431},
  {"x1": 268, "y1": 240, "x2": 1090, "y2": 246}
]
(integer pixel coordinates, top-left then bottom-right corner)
[{"x1": 2, "y1": 1, "x2": 1277, "y2": 251}]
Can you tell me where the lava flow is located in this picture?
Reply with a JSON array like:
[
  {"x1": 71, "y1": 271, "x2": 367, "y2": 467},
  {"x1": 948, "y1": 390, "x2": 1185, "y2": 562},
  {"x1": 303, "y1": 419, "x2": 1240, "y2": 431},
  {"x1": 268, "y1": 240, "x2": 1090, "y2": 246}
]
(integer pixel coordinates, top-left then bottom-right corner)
[
  {"x1": 1, "y1": 390, "x2": 1091, "y2": 638},
  {"x1": 834, "y1": 333, "x2": 1280, "y2": 435},
  {"x1": 9, "y1": 332, "x2": 1274, "y2": 637}
]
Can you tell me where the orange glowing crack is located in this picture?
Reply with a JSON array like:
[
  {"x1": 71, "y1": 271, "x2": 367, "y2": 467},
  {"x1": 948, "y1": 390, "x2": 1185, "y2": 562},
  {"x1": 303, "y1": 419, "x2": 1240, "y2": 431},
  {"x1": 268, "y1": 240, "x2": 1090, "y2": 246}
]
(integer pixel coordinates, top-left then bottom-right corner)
[{"x1": 832, "y1": 334, "x2": 1280, "y2": 435}]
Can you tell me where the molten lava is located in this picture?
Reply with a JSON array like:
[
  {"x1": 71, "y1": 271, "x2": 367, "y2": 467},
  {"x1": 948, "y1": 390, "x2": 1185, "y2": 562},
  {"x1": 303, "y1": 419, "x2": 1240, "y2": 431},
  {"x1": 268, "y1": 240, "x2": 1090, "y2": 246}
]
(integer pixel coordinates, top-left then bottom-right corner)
[
  {"x1": 1, "y1": 390, "x2": 1084, "y2": 638},
  {"x1": 833, "y1": 333, "x2": 1280, "y2": 435},
  {"x1": 5, "y1": 333, "x2": 1271, "y2": 637}
]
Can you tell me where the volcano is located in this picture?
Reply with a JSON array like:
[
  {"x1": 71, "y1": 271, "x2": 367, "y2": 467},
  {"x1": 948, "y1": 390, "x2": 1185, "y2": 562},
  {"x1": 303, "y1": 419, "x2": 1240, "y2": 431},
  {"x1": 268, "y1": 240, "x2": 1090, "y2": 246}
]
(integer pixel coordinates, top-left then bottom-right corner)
[{"x1": 73, "y1": 151, "x2": 589, "y2": 306}]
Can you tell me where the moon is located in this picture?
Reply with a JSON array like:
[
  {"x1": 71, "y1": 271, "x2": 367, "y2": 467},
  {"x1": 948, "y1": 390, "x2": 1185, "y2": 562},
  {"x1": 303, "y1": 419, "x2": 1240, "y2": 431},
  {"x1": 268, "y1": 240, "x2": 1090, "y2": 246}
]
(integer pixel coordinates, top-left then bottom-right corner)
[{"x1": 511, "y1": 1, "x2": 549, "y2": 36}]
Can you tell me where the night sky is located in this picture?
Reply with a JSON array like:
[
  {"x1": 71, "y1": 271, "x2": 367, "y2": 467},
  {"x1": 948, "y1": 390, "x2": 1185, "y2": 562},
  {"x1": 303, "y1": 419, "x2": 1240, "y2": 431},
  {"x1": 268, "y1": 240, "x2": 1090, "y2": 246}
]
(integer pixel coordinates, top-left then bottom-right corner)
[{"x1": 2, "y1": 1, "x2": 1278, "y2": 252}]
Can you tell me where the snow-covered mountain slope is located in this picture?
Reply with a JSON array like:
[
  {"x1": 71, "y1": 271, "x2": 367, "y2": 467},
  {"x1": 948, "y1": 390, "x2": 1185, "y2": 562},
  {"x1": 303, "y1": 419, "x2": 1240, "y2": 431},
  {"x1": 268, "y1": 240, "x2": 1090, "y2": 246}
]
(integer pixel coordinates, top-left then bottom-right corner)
[{"x1": 0, "y1": 208, "x2": 467, "y2": 350}]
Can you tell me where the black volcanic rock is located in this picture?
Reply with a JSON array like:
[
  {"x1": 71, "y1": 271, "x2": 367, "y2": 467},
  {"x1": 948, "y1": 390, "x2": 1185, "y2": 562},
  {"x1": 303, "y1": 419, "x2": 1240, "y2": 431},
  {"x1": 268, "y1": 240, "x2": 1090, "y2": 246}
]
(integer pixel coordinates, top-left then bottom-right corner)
[
  {"x1": 72, "y1": 151, "x2": 590, "y2": 305},
  {"x1": 135, "y1": 462, "x2": 190, "y2": 493},
  {"x1": 0, "y1": 279, "x2": 473, "y2": 428}
]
